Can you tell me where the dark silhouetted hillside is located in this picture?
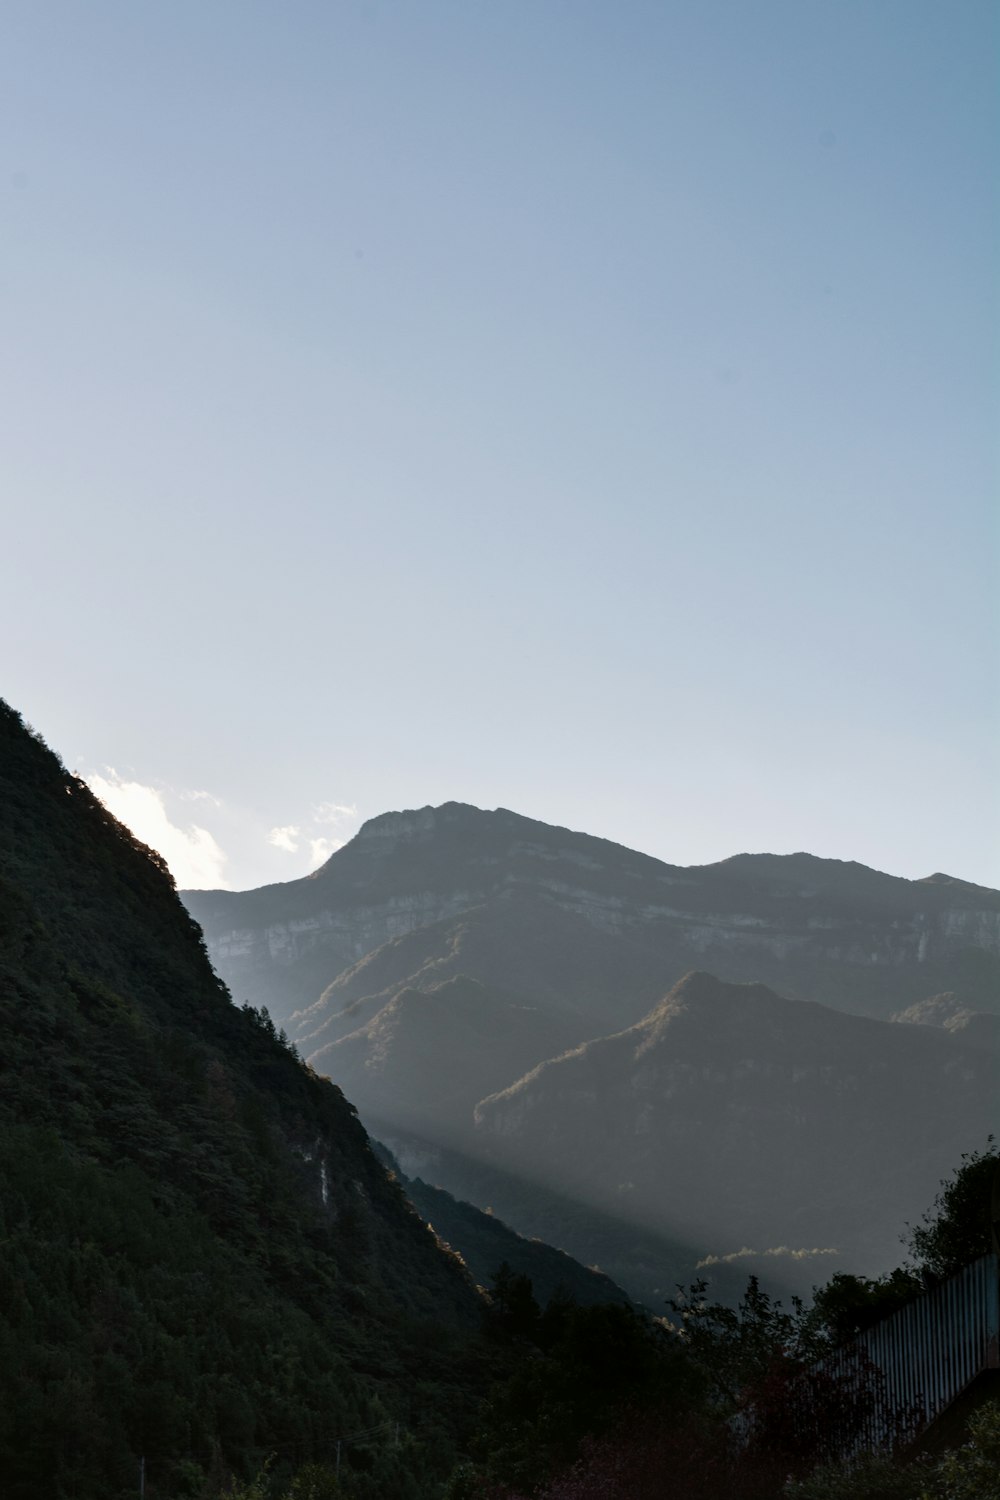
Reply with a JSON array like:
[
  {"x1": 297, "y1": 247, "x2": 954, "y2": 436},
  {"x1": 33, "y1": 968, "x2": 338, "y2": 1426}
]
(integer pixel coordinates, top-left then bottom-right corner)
[
  {"x1": 370, "y1": 1140, "x2": 632, "y2": 1311},
  {"x1": 0, "y1": 703, "x2": 485, "y2": 1499}
]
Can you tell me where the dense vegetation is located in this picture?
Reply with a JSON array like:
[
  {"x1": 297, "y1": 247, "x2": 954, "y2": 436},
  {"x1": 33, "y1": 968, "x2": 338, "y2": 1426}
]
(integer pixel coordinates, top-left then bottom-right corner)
[
  {"x1": 0, "y1": 702, "x2": 485, "y2": 1498},
  {"x1": 443, "y1": 1144, "x2": 1000, "y2": 1500}
]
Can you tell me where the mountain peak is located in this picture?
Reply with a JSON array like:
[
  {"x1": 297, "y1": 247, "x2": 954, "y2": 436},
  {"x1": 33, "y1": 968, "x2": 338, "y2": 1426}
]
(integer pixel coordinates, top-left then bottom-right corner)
[
  {"x1": 917, "y1": 871, "x2": 995, "y2": 894},
  {"x1": 640, "y1": 970, "x2": 806, "y2": 1045},
  {"x1": 308, "y1": 801, "x2": 580, "y2": 878},
  {"x1": 661, "y1": 969, "x2": 777, "y2": 1006}
]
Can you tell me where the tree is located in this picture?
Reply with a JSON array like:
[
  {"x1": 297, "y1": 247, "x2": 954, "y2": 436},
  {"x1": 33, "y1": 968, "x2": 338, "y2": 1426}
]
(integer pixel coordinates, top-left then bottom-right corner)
[
  {"x1": 904, "y1": 1140, "x2": 999, "y2": 1281},
  {"x1": 808, "y1": 1269, "x2": 922, "y2": 1343},
  {"x1": 484, "y1": 1262, "x2": 541, "y2": 1341},
  {"x1": 665, "y1": 1276, "x2": 920, "y2": 1490},
  {"x1": 925, "y1": 1400, "x2": 1000, "y2": 1500},
  {"x1": 667, "y1": 1275, "x2": 811, "y2": 1404}
]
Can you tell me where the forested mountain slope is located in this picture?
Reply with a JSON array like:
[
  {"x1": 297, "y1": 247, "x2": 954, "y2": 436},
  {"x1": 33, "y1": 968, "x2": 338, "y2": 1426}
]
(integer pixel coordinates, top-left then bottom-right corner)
[
  {"x1": 0, "y1": 703, "x2": 484, "y2": 1500},
  {"x1": 371, "y1": 1142, "x2": 632, "y2": 1311}
]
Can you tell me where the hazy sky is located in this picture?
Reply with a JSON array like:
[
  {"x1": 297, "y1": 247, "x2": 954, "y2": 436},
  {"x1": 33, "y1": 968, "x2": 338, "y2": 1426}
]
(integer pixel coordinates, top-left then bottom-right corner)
[{"x1": 3, "y1": 2, "x2": 997, "y2": 890}]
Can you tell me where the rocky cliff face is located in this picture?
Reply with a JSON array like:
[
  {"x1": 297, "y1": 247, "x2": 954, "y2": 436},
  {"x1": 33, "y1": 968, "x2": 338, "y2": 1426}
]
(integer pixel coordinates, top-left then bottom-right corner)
[{"x1": 183, "y1": 803, "x2": 1000, "y2": 1029}]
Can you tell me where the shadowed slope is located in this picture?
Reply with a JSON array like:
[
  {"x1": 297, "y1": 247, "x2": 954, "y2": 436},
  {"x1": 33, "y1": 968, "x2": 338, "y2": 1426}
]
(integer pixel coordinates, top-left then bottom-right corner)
[
  {"x1": 0, "y1": 703, "x2": 482, "y2": 1499},
  {"x1": 472, "y1": 972, "x2": 998, "y2": 1293},
  {"x1": 295, "y1": 889, "x2": 675, "y2": 1048},
  {"x1": 892, "y1": 992, "x2": 1000, "y2": 1054},
  {"x1": 310, "y1": 972, "x2": 584, "y2": 1144},
  {"x1": 368, "y1": 1140, "x2": 633, "y2": 1310}
]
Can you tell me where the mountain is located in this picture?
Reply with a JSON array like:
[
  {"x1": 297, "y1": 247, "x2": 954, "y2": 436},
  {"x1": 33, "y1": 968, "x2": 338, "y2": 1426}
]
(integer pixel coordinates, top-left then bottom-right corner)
[
  {"x1": 183, "y1": 803, "x2": 1000, "y2": 1303},
  {"x1": 184, "y1": 803, "x2": 1000, "y2": 1038},
  {"x1": 0, "y1": 705, "x2": 485, "y2": 1499},
  {"x1": 471, "y1": 971, "x2": 998, "y2": 1291}
]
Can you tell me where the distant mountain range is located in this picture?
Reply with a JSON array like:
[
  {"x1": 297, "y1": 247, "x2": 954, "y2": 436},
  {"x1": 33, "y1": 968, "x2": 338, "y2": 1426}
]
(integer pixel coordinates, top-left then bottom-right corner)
[
  {"x1": 184, "y1": 803, "x2": 1000, "y2": 1302},
  {"x1": 184, "y1": 802, "x2": 1000, "y2": 1032}
]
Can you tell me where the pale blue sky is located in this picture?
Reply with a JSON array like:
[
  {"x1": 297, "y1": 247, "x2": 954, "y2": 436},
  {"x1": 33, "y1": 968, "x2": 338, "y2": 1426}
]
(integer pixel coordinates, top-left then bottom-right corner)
[{"x1": 3, "y1": 1, "x2": 997, "y2": 889}]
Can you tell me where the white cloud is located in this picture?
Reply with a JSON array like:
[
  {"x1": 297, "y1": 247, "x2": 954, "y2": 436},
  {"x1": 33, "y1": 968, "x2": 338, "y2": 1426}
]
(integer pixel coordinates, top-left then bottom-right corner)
[
  {"x1": 86, "y1": 771, "x2": 229, "y2": 889},
  {"x1": 696, "y1": 1246, "x2": 840, "y2": 1269},
  {"x1": 309, "y1": 836, "x2": 344, "y2": 867},
  {"x1": 267, "y1": 824, "x2": 300, "y2": 853},
  {"x1": 312, "y1": 800, "x2": 357, "y2": 827}
]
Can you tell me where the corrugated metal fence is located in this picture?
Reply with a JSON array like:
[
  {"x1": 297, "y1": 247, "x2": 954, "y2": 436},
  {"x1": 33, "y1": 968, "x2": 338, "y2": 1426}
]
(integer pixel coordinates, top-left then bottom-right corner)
[{"x1": 823, "y1": 1253, "x2": 1000, "y2": 1450}]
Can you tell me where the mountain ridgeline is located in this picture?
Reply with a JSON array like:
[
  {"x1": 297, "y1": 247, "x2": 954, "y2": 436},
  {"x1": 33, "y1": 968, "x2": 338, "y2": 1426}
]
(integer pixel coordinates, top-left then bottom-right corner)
[
  {"x1": 185, "y1": 804, "x2": 1000, "y2": 1304},
  {"x1": 184, "y1": 802, "x2": 1000, "y2": 1031}
]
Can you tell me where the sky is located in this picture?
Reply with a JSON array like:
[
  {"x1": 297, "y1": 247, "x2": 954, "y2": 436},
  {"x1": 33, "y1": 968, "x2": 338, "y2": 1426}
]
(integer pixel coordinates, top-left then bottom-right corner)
[{"x1": 2, "y1": 1, "x2": 997, "y2": 891}]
